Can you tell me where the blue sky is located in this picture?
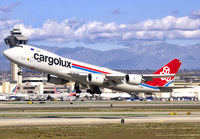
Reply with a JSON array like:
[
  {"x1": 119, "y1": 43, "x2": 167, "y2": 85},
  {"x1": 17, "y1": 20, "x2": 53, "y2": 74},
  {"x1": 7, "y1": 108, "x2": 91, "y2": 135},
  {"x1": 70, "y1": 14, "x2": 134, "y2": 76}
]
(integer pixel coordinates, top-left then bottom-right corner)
[{"x1": 1, "y1": 0, "x2": 200, "y2": 50}]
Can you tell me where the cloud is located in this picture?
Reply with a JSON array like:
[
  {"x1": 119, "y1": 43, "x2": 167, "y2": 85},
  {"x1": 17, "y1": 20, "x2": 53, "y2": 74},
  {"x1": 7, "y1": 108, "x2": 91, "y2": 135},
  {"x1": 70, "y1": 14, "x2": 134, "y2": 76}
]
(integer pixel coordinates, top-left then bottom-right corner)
[
  {"x1": 110, "y1": 9, "x2": 130, "y2": 14},
  {"x1": 0, "y1": 2, "x2": 21, "y2": 16},
  {"x1": 0, "y1": 19, "x2": 21, "y2": 42},
  {"x1": 190, "y1": 10, "x2": 200, "y2": 19},
  {"x1": 72, "y1": 15, "x2": 200, "y2": 45},
  {"x1": 2, "y1": 14, "x2": 200, "y2": 46},
  {"x1": 168, "y1": 10, "x2": 179, "y2": 16},
  {"x1": 172, "y1": 10, "x2": 179, "y2": 14},
  {"x1": 111, "y1": 9, "x2": 121, "y2": 14}
]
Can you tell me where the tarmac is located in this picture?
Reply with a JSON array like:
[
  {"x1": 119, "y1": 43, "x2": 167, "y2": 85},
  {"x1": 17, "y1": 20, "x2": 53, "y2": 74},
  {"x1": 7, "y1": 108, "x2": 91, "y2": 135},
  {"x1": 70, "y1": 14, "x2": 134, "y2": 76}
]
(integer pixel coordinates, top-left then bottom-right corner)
[
  {"x1": 0, "y1": 100, "x2": 200, "y2": 109},
  {"x1": 0, "y1": 101, "x2": 199, "y2": 126},
  {"x1": 0, "y1": 114, "x2": 200, "y2": 126}
]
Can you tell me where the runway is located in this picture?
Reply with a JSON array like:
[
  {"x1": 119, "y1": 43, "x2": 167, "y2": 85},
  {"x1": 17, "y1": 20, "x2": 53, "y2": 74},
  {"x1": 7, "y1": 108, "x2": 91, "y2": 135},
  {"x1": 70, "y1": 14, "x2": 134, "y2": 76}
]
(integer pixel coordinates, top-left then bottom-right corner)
[
  {"x1": 0, "y1": 101, "x2": 200, "y2": 109},
  {"x1": 0, "y1": 111, "x2": 199, "y2": 126},
  {"x1": 0, "y1": 115, "x2": 200, "y2": 126},
  {"x1": 0, "y1": 101, "x2": 199, "y2": 126}
]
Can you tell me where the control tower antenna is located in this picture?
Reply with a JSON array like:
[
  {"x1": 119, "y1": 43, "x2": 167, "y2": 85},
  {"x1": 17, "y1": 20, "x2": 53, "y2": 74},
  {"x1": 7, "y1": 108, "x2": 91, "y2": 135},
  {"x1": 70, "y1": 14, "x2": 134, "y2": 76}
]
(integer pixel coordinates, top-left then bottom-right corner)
[{"x1": 4, "y1": 29, "x2": 28, "y2": 84}]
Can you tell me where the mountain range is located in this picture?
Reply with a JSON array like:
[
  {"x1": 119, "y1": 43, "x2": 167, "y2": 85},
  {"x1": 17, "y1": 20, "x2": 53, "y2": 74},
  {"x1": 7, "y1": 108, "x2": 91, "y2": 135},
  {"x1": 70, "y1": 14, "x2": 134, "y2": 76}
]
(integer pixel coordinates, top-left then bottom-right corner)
[{"x1": 1, "y1": 42, "x2": 200, "y2": 71}]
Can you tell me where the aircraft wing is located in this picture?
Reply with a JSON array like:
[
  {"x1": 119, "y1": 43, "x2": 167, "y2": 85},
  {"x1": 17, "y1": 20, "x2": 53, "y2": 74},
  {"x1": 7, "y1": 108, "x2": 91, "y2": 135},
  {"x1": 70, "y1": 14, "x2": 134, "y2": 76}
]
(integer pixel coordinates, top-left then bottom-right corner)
[
  {"x1": 59, "y1": 71, "x2": 125, "y2": 87},
  {"x1": 59, "y1": 69, "x2": 192, "y2": 88},
  {"x1": 105, "y1": 74, "x2": 125, "y2": 86},
  {"x1": 106, "y1": 73, "x2": 191, "y2": 84}
]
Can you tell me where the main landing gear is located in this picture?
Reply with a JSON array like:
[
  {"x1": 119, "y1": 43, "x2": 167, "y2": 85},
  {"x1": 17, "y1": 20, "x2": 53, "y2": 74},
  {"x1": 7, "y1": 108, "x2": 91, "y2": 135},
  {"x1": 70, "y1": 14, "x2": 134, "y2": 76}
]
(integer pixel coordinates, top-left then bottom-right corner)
[
  {"x1": 74, "y1": 83, "x2": 102, "y2": 94},
  {"x1": 86, "y1": 86, "x2": 102, "y2": 94},
  {"x1": 74, "y1": 83, "x2": 82, "y2": 93}
]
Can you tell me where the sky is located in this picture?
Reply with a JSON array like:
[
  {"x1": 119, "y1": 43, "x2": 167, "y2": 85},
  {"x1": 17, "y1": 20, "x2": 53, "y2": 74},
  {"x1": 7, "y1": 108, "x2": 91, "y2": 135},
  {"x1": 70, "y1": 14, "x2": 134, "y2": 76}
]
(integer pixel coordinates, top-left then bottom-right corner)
[{"x1": 1, "y1": 0, "x2": 200, "y2": 50}]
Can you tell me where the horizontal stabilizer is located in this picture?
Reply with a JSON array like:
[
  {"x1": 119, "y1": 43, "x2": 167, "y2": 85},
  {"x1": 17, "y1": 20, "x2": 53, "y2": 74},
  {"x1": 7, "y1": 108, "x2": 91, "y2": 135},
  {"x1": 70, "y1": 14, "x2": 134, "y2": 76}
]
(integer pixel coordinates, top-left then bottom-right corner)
[{"x1": 143, "y1": 73, "x2": 193, "y2": 81}]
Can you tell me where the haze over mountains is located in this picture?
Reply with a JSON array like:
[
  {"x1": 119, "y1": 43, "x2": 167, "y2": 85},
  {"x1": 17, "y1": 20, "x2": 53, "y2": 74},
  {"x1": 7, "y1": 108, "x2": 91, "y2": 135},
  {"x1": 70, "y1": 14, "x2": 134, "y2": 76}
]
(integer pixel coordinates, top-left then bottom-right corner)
[{"x1": 1, "y1": 42, "x2": 200, "y2": 71}]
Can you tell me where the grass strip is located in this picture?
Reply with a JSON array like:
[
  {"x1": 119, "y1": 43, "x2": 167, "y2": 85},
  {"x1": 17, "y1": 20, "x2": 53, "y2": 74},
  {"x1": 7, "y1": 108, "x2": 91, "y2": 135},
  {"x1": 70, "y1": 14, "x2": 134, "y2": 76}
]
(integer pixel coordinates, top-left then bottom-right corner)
[{"x1": 0, "y1": 123, "x2": 199, "y2": 139}]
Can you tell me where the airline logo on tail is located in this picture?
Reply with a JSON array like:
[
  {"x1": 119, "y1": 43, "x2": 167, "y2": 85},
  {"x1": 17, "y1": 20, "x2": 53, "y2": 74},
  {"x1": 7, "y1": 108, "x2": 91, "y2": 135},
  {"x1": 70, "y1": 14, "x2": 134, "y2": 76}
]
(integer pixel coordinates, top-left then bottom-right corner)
[
  {"x1": 12, "y1": 86, "x2": 18, "y2": 93},
  {"x1": 160, "y1": 66, "x2": 171, "y2": 82},
  {"x1": 68, "y1": 90, "x2": 76, "y2": 97},
  {"x1": 67, "y1": 90, "x2": 77, "y2": 101},
  {"x1": 54, "y1": 86, "x2": 61, "y2": 94},
  {"x1": 146, "y1": 59, "x2": 182, "y2": 87}
]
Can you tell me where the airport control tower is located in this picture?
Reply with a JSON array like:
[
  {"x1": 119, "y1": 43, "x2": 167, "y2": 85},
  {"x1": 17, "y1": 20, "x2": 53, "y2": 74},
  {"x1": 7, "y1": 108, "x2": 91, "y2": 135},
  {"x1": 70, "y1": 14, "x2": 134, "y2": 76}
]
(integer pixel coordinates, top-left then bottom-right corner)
[{"x1": 4, "y1": 29, "x2": 28, "y2": 84}]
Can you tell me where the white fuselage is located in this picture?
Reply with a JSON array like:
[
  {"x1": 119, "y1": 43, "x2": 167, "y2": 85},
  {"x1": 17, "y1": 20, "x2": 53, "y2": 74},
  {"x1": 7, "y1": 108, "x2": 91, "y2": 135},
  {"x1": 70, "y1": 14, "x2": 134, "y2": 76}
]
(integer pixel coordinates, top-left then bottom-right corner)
[{"x1": 3, "y1": 45, "x2": 161, "y2": 93}]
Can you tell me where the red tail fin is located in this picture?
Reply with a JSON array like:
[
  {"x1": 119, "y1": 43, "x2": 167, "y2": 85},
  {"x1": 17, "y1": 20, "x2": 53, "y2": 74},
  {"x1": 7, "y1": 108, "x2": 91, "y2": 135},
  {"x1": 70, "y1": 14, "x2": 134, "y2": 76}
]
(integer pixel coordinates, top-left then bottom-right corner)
[
  {"x1": 54, "y1": 86, "x2": 61, "y2": 94},
  {"x1": 146, "y1": 59, "x2": 182, "y2": 87},
  {"x1": 68, "y1": 90, "x2": 76, "y2": 97},
  {"x1": 12, "y1": 86, "x2": 18, "y2": 93}
]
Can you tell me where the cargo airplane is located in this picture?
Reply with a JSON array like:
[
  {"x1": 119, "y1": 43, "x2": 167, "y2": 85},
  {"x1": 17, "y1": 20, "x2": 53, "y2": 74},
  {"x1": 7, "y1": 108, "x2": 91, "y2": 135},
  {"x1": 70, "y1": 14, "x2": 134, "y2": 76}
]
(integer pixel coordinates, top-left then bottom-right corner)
[{"x1": 3, "y1": 45, "x2": 187, "y2": 94}]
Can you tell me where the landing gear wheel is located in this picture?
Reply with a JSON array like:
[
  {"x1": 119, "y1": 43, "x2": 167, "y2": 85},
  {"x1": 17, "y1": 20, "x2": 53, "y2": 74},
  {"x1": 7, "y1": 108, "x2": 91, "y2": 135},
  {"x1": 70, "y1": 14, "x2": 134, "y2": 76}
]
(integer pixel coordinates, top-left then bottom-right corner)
[
  {"x1": 87, "y1": 86, "x2": 102, "y2": 94},
  {"x1": 74, "y1": 83, "x2": 81, "y2": 93}
]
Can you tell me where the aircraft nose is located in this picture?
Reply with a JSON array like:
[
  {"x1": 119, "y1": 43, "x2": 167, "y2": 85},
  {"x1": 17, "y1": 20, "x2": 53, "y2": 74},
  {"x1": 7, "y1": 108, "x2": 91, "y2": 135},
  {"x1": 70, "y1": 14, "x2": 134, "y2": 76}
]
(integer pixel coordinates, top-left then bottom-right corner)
[{"x1": 3, "y1": 49, "x2": 15, "y2": 60}]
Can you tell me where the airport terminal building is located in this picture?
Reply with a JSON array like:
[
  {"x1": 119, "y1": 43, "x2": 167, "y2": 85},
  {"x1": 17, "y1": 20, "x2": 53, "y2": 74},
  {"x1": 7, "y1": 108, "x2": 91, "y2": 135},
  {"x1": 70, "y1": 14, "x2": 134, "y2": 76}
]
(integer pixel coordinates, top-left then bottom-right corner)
[
  {"x1": 0, "y1": 77, "x2": 74, "y2": 94},
  {"x1": 0, "y1": 74, "x2": 200, "y2": 101}
]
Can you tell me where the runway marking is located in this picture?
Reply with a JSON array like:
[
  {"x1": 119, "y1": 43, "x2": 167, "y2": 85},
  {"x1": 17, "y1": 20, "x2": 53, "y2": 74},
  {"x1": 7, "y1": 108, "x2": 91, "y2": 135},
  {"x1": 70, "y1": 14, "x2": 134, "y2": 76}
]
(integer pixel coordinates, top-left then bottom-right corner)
[
  {"x1": 158, "y1": 120, "x2": 164, "y2": 123},
  {"x1": 0, "y1": 123, "x2": 11, "y2": 126},
  {"x1": 82, "y1": 121, "x2": 92, "y2": 124}
]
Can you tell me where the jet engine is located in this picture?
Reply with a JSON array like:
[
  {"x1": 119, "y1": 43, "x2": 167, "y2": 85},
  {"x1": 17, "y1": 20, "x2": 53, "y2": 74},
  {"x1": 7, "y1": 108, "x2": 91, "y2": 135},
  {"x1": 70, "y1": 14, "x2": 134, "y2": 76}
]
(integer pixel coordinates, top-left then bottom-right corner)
[
  {"x1": 47, "y1": 74, "x2": 68, "y2": 85},
  {"x1": 86, "y1": 74, "x2": 104, "y2": 85},
  {"x1": 124, "y1": 74, "x2": 142, "y2": 85}
]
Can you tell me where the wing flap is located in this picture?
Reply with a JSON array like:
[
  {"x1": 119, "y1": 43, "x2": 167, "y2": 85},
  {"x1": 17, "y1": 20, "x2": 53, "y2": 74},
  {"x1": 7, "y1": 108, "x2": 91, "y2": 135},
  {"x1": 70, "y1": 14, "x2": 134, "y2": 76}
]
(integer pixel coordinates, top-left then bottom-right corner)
[{"x1": 105, "y1": 74, "x2": 125, "y2": 86}]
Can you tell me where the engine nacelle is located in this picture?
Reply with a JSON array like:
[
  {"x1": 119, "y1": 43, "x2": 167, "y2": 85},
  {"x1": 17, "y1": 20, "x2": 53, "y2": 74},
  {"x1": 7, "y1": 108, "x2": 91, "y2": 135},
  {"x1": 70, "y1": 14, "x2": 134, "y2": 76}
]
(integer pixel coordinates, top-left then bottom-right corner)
[
  {"x1": 86, "y1": 74, "x2": 104, "y2": 85},
  {"x1": 47, "y1": 74, "x2": 68, "y2": 85},
  {"x1": 124, "y1": 74, "x2": 142, "y2": 85}
]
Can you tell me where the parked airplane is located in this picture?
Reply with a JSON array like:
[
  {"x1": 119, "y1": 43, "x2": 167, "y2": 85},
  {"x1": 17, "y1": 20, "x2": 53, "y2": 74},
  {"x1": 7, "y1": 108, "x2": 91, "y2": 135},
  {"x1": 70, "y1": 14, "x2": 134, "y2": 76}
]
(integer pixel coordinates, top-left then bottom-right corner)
[
  {"x1": 50, "y1": 86, "x2": 76, "y2": 101},
  {"x1": 53, "y1": 86, "x2": 77, "y2": 96},
  {"x1": 68, "y1": 89, "x2": 77, "y2": 97},
  {"x1": 0, "y1": 95, "x2": 7, "y2": 101},
  {"x1": 3, "y1": 44, "x2": 188, "y2": 94},
  {"x1": 77, "y1": 92, "x2": 92, "y2": 98},
  {"x1": 100, "y1": 92, "x2": 131, "y2": 100}
]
